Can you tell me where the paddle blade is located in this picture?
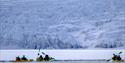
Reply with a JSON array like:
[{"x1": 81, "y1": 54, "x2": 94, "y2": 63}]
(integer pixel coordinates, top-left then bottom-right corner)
[
  {"x1": 42, "y1": 52, "x2": 45, "y2": 55},
  {"x1": 119, "y1": 52, "x2": 122, "y2": 54}
]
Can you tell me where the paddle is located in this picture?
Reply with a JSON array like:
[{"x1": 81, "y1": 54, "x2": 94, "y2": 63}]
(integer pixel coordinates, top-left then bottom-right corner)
[
  {"x1": 37, "y1": 48, "x2": 41, "y2": 56},
  {"x1": 119, "y1": 52, "x2": 122, "y2": 55},
  {"x1": 106, "y1": 51, "x2": 123, "y2": 62}
]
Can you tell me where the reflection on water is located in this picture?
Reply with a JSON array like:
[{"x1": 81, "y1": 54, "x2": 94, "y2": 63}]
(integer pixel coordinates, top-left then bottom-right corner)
[{"x1": 0, "y1": 61, "x2": 125, "y2": 63}]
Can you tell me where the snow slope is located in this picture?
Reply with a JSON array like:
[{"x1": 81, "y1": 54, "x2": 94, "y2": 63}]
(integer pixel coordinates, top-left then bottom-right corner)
[{"x1": 0, "y1": 0, "x2": 125, "y2": 49}]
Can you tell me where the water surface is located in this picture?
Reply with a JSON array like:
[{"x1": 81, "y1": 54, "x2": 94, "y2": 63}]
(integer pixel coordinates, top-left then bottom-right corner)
[{"x1": 0, "y1": 61, "x2": 125, "y2": 63}]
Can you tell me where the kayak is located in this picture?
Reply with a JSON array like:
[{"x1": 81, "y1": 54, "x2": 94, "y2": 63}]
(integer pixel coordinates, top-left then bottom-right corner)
[
  {"x1": 11, "y1": 59, "x2": 55, "y2": 62},
  {"x1": 36, "y1": 59, "x2": 55, "y2": 62},
  {"x1": 112, "y1": 60, "x2": 124, "y2": 62},
  {"x1": 14, "y1": 60, "x2": 33, "y2": 62}
]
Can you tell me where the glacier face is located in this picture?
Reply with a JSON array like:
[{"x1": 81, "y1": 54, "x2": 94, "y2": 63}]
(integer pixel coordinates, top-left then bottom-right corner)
[{"x1": 0, "y1": 0, "x2": 125, "y2": 49}]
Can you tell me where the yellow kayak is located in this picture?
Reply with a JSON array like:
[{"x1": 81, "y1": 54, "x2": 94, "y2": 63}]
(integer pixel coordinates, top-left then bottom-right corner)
[
  {"x1": 112, "y1": 60, "x2": 124, "y2": 62},
  {"x1": 14, "y1": 59, "x2": 34, "y2": 62}
]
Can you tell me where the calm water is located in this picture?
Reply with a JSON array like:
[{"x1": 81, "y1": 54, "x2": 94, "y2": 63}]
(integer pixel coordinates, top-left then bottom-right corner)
[{"x1": 0, "y1": 61, "x2": 125, "y2": 63}]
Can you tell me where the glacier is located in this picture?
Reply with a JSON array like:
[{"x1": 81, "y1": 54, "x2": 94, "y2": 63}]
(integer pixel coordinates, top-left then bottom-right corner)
[{"x1": 0, "y1": 0, "x2": 125, "y2": 49}]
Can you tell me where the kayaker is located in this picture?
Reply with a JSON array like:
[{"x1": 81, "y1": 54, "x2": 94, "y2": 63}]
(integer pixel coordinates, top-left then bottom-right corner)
[
  {"x1": 36, "y1": 55, "x2": 44, "y2": 61},
  {"x1": 112, "y1": 54, "x2": 117, "y2": 60},
  {"x1": 40, "y1": 55, "x2": 43, "y2": 60},
  {"x1": 21, "y1": 55, "x2": 28, "y2": 61},
  {"x1": 16, "y1": 56, "x2": 21, "y2": 61},
  {"x1": 40, "y1": 55, "x2": 44, "y2": 61},
  {"x1": 117, "y1": 55, "x2": 122, "y2": 61},
  {"x1": 44, "y1": 55, "x2": 49, "y2": 61}
]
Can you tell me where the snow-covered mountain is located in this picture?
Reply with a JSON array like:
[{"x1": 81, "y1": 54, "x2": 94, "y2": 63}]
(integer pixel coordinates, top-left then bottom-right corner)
[{"x1": 0, "y1": 0, "x2": 125, "y2": 49}]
